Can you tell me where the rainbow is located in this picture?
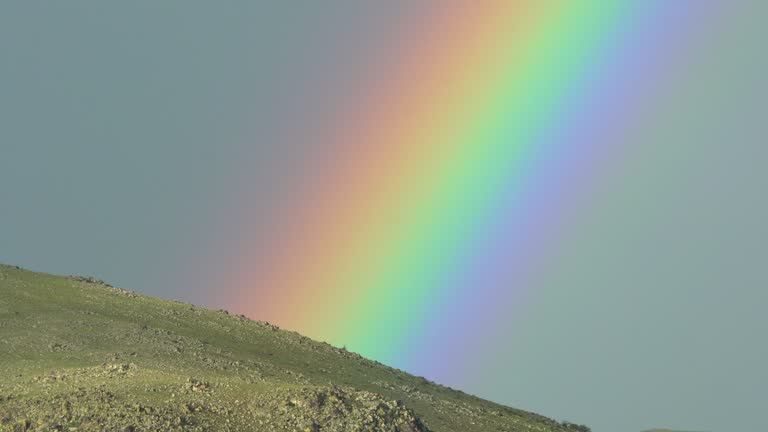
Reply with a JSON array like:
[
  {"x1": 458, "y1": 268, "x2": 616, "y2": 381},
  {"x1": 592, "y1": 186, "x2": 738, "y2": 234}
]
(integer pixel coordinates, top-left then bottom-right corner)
[{"x1": 223, "y1": 1, "x2": 711, "y2": 379}]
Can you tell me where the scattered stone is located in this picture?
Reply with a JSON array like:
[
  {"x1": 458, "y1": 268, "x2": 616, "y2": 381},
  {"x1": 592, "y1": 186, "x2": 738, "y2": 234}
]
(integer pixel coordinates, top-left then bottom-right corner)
[{"x1": 184, "y1": 378, "x2": 211, "y2": 393}]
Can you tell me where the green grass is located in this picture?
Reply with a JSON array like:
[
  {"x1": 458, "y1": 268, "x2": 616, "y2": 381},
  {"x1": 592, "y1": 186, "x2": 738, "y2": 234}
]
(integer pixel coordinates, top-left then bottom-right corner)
[{"x1": 0, "y1": 264, "x2": 579, "y2": 431}]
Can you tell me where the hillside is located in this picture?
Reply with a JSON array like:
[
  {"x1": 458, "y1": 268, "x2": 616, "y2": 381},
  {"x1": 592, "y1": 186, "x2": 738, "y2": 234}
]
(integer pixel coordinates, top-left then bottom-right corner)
[{"x1": 0, "y1": 264, "x2": 582, "y2": 431}]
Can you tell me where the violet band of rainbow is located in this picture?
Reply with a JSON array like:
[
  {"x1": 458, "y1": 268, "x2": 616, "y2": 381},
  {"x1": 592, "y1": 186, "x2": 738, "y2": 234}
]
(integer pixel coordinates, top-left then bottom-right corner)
[{"x1": 224, "y1": 0, "x2": 717, "y2": 377}]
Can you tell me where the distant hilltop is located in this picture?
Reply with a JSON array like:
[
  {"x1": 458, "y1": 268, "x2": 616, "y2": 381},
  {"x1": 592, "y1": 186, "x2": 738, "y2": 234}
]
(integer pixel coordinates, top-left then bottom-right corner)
[{"x1": 642, "y1": 429, "x2": 706, "y2": 432}]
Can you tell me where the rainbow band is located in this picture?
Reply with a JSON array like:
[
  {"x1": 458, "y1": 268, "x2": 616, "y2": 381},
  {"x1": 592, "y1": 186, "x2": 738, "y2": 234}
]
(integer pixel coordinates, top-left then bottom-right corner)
[{"x1": 229, "y1": 1, "x2": 710, "y2": 375}]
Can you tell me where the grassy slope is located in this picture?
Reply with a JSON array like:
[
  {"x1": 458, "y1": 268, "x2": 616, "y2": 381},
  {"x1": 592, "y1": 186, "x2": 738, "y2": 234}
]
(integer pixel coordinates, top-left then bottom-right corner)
[{"x1": 0, "y1": 264, "x2": 575, "y2": 432}]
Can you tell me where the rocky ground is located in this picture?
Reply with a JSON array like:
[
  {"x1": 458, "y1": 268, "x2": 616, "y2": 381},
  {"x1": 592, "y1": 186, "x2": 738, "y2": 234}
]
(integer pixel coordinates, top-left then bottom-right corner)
[{"x1": 0, "y1": 264, "x2": 586, "y2": 431}]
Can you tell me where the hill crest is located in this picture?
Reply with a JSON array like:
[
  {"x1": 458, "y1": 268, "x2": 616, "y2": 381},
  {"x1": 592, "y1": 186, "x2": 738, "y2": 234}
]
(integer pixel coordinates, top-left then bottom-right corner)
[{"x1": 0, "y1": 263, "x2": 584, "y2": 431}]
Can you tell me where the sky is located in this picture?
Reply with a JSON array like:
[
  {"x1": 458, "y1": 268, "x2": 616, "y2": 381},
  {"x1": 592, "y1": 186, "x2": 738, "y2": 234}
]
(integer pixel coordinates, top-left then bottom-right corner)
[{"x1": 1, "y1": 2, "x2": 767, "y2": 432}]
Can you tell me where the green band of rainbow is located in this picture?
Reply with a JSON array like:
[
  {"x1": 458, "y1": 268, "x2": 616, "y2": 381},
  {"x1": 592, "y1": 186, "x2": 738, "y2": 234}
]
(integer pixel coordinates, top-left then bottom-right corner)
[{"x1": 222, "y1": 0, "x2": 712, "y2": 380}]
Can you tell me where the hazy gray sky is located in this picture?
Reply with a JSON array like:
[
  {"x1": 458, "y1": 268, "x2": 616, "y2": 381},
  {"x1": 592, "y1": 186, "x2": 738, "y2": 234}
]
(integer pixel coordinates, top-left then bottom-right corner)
[{"x1": 1, "y1": 2, "x2": 766, "y2": 431}]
